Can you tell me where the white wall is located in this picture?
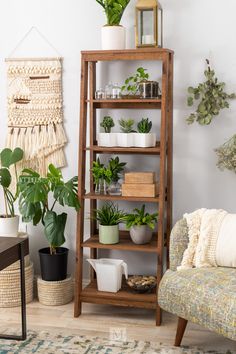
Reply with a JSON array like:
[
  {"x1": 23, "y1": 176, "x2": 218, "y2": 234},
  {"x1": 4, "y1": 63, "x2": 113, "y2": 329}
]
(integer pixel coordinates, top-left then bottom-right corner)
[{"x1": 0, "y1": 0, "x2": 236, "y2": 275}]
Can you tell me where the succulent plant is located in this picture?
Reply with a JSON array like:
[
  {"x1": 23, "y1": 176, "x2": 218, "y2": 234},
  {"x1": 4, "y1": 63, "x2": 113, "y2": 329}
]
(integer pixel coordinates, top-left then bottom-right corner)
[
  {"x1": 100, "y1": 116, "x2": 115, "y2": 133},
  {"x1": 119, "y1": 118, "x2": 136, "y2": 133},
  {"x1": 137, "y1": 118, "x2": 152, "y2": 133}
]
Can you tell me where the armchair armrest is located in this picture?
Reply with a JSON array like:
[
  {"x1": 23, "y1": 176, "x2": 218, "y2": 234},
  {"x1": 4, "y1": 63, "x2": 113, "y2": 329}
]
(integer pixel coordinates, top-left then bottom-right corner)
[{"x1": 169, "y1": 218, "x2": 189, "y2": 271}]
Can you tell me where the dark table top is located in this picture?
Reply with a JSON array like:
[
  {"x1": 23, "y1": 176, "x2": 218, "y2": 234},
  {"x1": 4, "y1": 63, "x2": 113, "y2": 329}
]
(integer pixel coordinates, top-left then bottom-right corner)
[{"x1": 0, "y1": 237, "x2": 29, "y2": 271}]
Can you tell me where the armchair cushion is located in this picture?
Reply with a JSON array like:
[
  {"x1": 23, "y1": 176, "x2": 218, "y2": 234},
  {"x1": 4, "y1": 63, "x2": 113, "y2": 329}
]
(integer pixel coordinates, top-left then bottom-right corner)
[{"x1": 158, "y1": 267, "x2": 236, "y2": 340}]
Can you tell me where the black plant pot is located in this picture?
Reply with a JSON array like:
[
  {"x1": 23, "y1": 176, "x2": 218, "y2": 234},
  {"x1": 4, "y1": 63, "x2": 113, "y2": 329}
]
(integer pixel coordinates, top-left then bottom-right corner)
[{"x1": 39, "y1": 247, "x2": 69, "y2": 281}]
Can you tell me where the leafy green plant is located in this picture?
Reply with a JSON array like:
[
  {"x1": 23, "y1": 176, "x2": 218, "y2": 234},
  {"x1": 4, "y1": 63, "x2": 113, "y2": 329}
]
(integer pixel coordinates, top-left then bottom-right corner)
[
  {"x1": 107, "y1": 156, "x2": 126, "y2": 182},
  {"x1": 95, "y1": 0, "x2": 130, "y2": 26},
  {"x1": 119, "y1": 118, "x2": 136, "y2": 133},
  {"x1": 100, "y1": 116, "x2": 115, "y2": 133},
  {"x1": 92, "y1": 202, "x2": 126, "y2": 226},
  {"x1": 186, "y1": 59, "x2": 236, "y2": 125},
  {"x1": 18, "y1": 164, "x2": 80, "y2": 254},
  {"x1": 121, "y1": 67, "x2": 149, "y2": 95},
  {"x1": 0, "y1": 147, "x2": 24, "y2": 217},
  {"x1": 215, "y1": 134, "x2": 236, "y2": 173},
  {"x1": 91, "y1": 158, "x2": 112, "y2": 185},
  {"x1": 124, "y1": 205, "x2": 158, "y2": 230},
  {"x1": 137, "y1": 118, "x2": 152, "y2": 133}
]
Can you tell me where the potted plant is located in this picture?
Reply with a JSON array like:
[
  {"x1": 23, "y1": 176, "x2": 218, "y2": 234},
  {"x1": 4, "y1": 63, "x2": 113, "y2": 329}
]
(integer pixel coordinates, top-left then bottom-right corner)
[
  {"x1": 98, "y1": 116, "x2": 116, "y2": 147},
  {"x1": 121, "y1": 67, "x2": 149, "y2": 98},
  {"x1": 0, "y1": 147, "x2": 24, "y2": 237},
  {"x1": 136, "y1": 118, "x2": 156, "y2": 147},
  {"x1": 95, "y1": 0, "x2": 130, "y2": 50},
  {"x1": 91, "y1": 158, "x2": 112, "y2": 194},
  {"x1": 18, "y1": 164, "x2": 80, "y2": 281},
  {"x1": 124, "y1": 204, "x2": 158, "y2": 244},
  {"x1": 107, "y1": 156, "x2": 126, "y2": 195},
  {"x1": 92, "y1": 202, "x2": 126, "y2": 244},
  {"x1": 117, "y1": 118, "x2": 136, "y2": 147}
]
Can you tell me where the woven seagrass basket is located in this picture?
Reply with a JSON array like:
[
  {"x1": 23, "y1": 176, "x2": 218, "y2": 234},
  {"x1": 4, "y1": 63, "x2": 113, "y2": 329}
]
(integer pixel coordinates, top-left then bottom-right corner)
[
  {"x1": 0, "y1": 262, "x2": 34, "y2": 308},
  {"x1": 37, "y1": 276, "x2": 74, "y2": 306}
]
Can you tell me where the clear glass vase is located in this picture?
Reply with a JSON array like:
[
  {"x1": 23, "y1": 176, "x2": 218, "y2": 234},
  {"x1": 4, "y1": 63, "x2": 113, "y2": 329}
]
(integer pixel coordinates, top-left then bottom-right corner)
[
  {"x1": 95, "y1": 178, "x2": 107, "y2": 195},
  {"x1": 108, "y1": 181, "x2": 122, "y2": 196}
]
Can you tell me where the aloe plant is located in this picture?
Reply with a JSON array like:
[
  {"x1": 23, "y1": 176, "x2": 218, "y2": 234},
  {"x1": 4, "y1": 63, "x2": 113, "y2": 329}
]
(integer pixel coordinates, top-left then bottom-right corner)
[
  {"x1": 119, "y1": 118, "x2": 136, "y2": 133},
  {"x1": 96, "y1": 0, "x2": 131, "y2": 26},
  {"x1": 137, "y1": 118, "x2": 152, "y2": 133}
]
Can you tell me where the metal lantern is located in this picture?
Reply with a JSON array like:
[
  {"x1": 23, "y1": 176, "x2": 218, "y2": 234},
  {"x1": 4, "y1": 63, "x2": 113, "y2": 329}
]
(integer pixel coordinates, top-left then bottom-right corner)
[{"x1": 135, "y1": 0, "x2": 163, "y2": 48}]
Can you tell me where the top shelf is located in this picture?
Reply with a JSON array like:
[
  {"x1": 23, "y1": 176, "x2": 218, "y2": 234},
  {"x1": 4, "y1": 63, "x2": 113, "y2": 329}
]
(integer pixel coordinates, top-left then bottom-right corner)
[{"x1": 81, "y1": 48, "x2": 174, "y2": 62}]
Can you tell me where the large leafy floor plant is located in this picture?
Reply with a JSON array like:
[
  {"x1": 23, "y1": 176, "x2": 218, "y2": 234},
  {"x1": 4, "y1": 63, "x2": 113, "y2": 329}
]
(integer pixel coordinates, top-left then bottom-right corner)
[{"x1": 18, "y1": 164, "x2": 80, "y2": 255}]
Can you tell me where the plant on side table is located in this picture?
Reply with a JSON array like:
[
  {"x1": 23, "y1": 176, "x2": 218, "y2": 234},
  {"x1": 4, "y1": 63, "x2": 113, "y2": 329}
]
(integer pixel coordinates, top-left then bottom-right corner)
[
  {"x1": 0, "y1": 147, "x2": 24, "y2": 237},
  {"x1": 136, "y1": 117, "x2": 156, "y2": 147},
  {"x1": 98, "y1": 116, "x2": 116, "y2": 147},
  {"x1": 95, "y1": 0, "x2": 131, "y2": 50},
  {"x1": 92, "y1": 202, "x2": 126, "y2": 244},
  {"x1": 18, "y1": 164, "x2": 80, "y2": 281},
  {"x1": 124, "y1": 204, "x2": 158, "y2": 245}
]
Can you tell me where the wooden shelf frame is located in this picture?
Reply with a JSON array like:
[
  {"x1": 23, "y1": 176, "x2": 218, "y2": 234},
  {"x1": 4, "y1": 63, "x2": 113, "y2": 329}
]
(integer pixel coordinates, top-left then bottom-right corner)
[{"x1": 74, "y1": 48, "x2": 174, "y2": 327}]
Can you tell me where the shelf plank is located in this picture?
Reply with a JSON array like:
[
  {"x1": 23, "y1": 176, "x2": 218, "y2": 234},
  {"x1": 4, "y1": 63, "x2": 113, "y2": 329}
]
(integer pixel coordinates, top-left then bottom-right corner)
[
  {"x1": 87, "y1": 99, "x2": 161, "y2": 109},
  {"x1": 82, "y1": 233, "x2": 158, "y2": 253},
  {"x1": 83, "y1": 193, "x2": 159, "y2": 202},
  {"x1": 85, "y1": 143, "x2": 160, "y2": 155},
  {"x1": 81, "y1": 280, "x2": 156, "y2": 309}
]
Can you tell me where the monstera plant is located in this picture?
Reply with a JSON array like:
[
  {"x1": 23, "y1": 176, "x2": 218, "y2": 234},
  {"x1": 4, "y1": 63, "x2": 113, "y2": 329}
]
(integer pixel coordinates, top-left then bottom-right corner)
[{"x1": 18, "y1": 164, "x2": 80, "y2": 281}]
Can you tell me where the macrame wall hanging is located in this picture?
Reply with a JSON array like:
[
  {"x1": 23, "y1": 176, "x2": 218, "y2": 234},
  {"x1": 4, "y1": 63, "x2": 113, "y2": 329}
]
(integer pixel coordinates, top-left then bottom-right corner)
[{"x1": 5, "y1": 28, "x2": 67, "y2": 175}]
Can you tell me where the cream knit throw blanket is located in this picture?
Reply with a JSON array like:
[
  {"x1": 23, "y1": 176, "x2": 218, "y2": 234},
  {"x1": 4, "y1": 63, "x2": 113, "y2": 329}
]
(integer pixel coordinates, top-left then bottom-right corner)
[
  {"x1": 178, "y1": 208, "x2": 236, "y2": 270},
  {"x1": 5, "y1": 58, "x2": 67, "y2": 176}
]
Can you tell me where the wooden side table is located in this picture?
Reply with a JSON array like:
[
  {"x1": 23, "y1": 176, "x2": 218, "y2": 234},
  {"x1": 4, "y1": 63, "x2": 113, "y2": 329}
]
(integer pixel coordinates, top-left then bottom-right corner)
[{"x1": 0, "y1": 237, "x2": 29, "y2": 340}]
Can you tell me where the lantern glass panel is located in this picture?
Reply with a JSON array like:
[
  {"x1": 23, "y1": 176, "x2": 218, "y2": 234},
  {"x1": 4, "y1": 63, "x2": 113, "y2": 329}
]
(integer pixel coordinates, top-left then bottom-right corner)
[{"x1": 138, "y1": 9, "x2": 155, "y2": 46}]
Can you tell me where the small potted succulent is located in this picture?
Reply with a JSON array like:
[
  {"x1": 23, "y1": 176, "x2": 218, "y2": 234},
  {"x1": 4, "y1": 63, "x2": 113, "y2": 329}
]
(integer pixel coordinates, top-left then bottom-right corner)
[
  {"x1": 18, "y1": 164, "x2": 80, "y2": 281},
  {"x1": 0, "y1": 147, "x2": 24, "y2": 237},
  {"x1": 107, "y1": 156, "x2": 126, "y2": 195},
  {"x1": 92, "y1": 202, "x2": 126, "y2": 244},
  {"x1": 136, "y1": 118, "x2": 156, "y2": 147},
  {"x1": 98, "y1": 116, "x2": 116, "y2": 147},
  {"x1": 124, "y1": 204, "x2": 158, "y2": 244},
  {"x1": 95, "y1": 0, "x2": 130, "y2": 50},
  {"x1": 117, "y1": 118, "x2": 136, "y2": 147}
]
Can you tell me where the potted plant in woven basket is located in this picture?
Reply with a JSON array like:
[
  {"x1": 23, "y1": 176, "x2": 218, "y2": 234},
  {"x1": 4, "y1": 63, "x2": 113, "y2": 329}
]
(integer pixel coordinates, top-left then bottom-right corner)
[
  {"x1": 0, "y1": 147, "x2": 24, "y2": 237},
  {"x1": 96, "y1": 0, "x2": 131, "y2": 50},
  {"x1": 18, "y1": 164, "x2": 80, "y2": 281}
]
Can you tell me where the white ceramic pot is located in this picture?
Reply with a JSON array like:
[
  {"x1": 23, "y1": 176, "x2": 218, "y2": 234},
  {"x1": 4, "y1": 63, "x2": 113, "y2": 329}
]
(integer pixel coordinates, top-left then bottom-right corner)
[
  {"x1": 130, "y1": 225, "x2": 153, "y2": 245},
  {"x1": 101, "y1": 25, "x2": 126, "y2": 50},
  {"x1": 117, "y1": 133, "x2": 135, "y2": 147},
  {"x1": 97, "y1": 133, "x2": 117, "y2": 147},
  {"x1": 134, "y1": 133, "x2": 156, "y2": 148},
  {"x1": 0, "y1": 215, "x2": 19, "y2": 237}
]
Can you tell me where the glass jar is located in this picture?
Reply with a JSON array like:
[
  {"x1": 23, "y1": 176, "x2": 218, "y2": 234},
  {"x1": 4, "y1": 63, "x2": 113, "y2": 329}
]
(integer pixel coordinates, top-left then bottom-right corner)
[
  {"x1": 112, "y1": 83, "x2": 121, "y2": 99},
  {"x1": 105, "y1": 82, "x2": 113, "y2": 99},
  {"x1": 108, "y1": 181, "x2": 122, "y2": 196}
]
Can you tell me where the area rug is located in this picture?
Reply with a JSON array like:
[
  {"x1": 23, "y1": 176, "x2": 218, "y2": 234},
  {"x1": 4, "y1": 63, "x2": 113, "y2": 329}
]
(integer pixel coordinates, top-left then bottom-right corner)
[{"x1": 0, "y1": 331, "x2": 234, "y2": 354}]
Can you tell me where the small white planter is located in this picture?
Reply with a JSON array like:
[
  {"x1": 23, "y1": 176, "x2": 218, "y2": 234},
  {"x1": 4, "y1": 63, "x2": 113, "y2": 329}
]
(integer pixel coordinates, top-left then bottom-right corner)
[
  {"x1": 117, "y1": 133, "x2": 135, "y2": 147},
  {"x1": 0, "y1": 215, "x2": 19, "y2": 237},
  {"x1": 134, "y1": 133, "x2": 156, "y2": 148},
  {"x1": 101, "y1": 25, "x2": 126, "y2": 50},
  {"x1": 97, "y1": 133, "x2": 117, "y2": 147},
  {"x1": 130, "y1": 225, "x2": 153, "y2": 245}
]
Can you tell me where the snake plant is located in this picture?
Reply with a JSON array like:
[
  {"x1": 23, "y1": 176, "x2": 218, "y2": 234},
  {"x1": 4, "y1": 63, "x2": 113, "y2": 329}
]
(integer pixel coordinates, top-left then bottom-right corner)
[{"x1": 96, "y1": 0, "x2": 131, "y2": 26}]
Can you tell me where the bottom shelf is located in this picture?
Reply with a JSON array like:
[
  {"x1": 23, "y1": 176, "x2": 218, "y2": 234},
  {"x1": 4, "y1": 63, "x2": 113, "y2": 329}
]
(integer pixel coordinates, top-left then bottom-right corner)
[{"x1": 80, "y1": 280, "x2": 157, "y2": 309}]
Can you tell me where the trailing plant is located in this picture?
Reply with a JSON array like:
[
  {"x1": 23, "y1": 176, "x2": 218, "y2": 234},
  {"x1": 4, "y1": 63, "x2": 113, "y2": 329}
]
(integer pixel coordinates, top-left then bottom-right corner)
[
  {"x1": 119, "y1": 118, "x2": 136, "y2": 133},
  {"x1": 18, "y1": 164, "x2": 80, "y2": 254},
  {"x1": 107, "y1": 156, "x2": 126, "y2": 182},
  {"x1": 124, "y1": 204, "x2": 158, "y2": 230},
  {"x1": 121, "y1": 67, "x2": 149, "y2": 95},
  {"x1": 186, "y1": 59, "x2": 236, "y2": 125},
  {"x1": 92, "y1": 202, "x2": 126, "y2": 226},
  {"x1": 0, "y1": 147, "x2": 24, "y2": 217},
  {"x1": 95, "y1": 0, "x2": 130, "y2": 26},
  {"x1": 137, "y1": 118, "x2": 152, "y2": 133},
  {"x1": 100, "y1": 116, "x2": 115, "y2": 133},
  {"x1": 215, "y1": 134, "x2": 236, "y2": 173}
]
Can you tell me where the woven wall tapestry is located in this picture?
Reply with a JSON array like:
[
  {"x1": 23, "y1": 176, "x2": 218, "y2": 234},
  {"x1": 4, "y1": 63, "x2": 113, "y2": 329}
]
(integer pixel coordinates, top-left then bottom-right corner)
[{"x1": 6, "y1": 58, "x2": 67, "y2": 175}]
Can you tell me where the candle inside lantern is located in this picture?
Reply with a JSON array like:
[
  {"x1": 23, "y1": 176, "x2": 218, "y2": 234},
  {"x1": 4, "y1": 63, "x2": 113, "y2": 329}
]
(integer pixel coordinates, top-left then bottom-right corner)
[{"x1": 142, "y1": 34, "x2": 154, "y2": 45}]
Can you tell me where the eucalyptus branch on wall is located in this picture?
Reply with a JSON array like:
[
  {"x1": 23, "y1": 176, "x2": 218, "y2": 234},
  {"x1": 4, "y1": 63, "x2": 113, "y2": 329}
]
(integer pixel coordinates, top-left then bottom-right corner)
[
  {"x1": 186, "y1": 59, "x2": 236, "y2": 125},
  {"x1": 215, "y1": 135, "x2": 236, "y2": 173}
]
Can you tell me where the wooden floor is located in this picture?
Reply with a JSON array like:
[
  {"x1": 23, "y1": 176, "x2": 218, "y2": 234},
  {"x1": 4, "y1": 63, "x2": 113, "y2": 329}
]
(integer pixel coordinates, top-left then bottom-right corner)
[{"x1": 0, "y1": 301, "x2": 235, "y2": 352}]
